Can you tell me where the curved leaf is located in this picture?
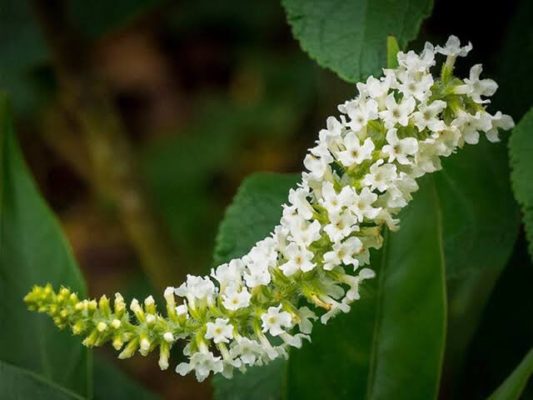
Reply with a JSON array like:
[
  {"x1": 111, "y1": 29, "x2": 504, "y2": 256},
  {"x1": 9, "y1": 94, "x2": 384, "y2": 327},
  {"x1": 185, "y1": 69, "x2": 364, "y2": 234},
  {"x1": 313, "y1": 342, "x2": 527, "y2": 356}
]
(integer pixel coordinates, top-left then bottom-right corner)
[
  {"x1": 281, "y1": 0, "x2": 433, "y2": 82},
  {"x1": 94, "y1": 356, "x2": 160, "y2": 400},
  {"x1": 488, "y1": 349, "x2": 533, "y2": 400},
  {"x1": 509, "y1": 108, "x2": 533, "y2": 261},
  {"x1": 287, "y1": 177, "x2": 446, "y2": 400},
  {"x1": 0, "y1": 361, "x2": 83, "y2": 400},
  {"x1": 287, "y1": 140, "x2": 519, "y2": 399},
  {"x1": 0, "y1": 94, "x2": 90, "y2": 396}
]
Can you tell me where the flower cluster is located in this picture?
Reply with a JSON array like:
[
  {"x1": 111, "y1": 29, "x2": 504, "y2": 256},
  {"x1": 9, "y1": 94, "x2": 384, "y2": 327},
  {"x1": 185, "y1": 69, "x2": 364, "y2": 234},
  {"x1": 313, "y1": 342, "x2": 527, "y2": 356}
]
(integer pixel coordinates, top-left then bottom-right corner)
[{"x1": 25, "y1": 36, "x2": 514, "y2": 382}]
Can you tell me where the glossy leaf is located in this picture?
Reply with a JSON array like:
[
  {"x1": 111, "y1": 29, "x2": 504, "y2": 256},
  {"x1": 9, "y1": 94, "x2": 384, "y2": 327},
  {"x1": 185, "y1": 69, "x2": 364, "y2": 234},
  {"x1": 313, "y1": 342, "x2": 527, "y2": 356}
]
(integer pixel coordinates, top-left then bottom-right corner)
[
  {"x1": 0, "y1": 94, "x2": 90, "y2": 396},
  {"x1": 0, "y1": 361, "x2": 83, "y2": 400},
  {"x1": 287, "y1": 177, "x2": 446, "y2": 400},
  {"x1": 509, "y1": 108, "x2": 533, "y2": 261},
  {"x1": 281, "y1": 0, "x2": 433, "y2": 82},
  {"x1": 488, "y1": 349, "x2": 533, "y2": 400},
  {"x1": 212, "y1": 173, "x2": 298, "y2": 400}
]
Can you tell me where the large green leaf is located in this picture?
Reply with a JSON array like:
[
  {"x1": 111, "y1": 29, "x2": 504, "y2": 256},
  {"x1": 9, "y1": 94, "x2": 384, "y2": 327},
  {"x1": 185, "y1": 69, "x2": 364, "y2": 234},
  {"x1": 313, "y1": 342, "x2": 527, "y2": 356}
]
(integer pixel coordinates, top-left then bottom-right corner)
[
  {"x1": 287, "y1": 177, "x2": 446, "y2": 400},
  {"x1": 509, "y1": 108, "x2": 533, "y2": 261},
  {"x1": 211, "y1": 173, "x2": 298, "y2": 400},
  {"x1": 438, "y1": 140, "x2": 520, "y2": 387},
  {"x1": 287, "y1": 141, "x2": 518, "y2": 399},
  {"x1": 0, "y1": 95, "x2": 90, "y2": 396},
  {"x1": 281, "y1": 0, "x2": 433, "y2": 82},
  {"x1": 488, "y1": 349, "x2": 533, "y2": 400},
  {"x1": 0, "y1": 360, "x2": 84, "y2": 400},
  {"x1": 93, "y1": 356, "x2": 160, "y2": 400}
]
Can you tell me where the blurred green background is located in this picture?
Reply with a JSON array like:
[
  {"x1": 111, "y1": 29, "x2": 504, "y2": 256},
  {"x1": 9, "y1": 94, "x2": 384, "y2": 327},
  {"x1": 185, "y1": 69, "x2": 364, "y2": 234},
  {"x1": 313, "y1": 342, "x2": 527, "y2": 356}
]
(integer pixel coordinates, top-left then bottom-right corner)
[{"x1": 1, "y1": 0, "x2": 531, "y2": 399}]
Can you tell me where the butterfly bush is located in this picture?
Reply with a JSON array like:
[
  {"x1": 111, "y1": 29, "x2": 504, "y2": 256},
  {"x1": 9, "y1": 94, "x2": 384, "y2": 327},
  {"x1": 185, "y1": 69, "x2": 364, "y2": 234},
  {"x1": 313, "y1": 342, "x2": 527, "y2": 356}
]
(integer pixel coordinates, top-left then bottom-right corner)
[{"x1": 25, "y1": 36, "x2": 514, "y2": 382}]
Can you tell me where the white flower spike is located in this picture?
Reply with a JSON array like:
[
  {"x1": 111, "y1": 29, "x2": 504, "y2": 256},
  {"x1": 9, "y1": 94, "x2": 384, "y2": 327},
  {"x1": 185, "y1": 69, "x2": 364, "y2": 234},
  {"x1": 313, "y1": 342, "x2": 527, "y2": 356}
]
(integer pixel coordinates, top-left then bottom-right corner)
[{"x1": 26, "y1": 36, "x2": 514, "y2": 382}]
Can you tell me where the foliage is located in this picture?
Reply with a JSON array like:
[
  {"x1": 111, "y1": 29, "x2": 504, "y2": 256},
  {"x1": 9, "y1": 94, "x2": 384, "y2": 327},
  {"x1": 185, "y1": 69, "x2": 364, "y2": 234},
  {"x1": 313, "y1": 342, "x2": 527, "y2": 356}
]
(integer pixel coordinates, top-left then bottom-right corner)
[
  {"x1": 282, "y1": 0, "x2": 433, "y2": 82},
  {"x1": 509, "y1": 108, "x2": 533, "y2": 261},
  {"x1": 0, "y1": 0, "x2": 531, "y2": 398}
]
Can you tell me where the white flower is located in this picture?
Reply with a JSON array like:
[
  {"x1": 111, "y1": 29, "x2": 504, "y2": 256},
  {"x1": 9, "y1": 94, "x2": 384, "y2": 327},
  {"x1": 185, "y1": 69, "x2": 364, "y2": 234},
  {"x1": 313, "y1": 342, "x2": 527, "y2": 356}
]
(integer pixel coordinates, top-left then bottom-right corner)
[
  {"x1": 287, "y1": 218, "x2": 321, "y2": 247},
  {"x1": 230, "y1": 337, "x2": 264, "y2": 366},
  {"x1": 336, "y1": 133, "x2": 375, "y2": 167},
  {"x1": 205, "y1": 318, "x2": 234, "y2": 344},
  {"x1": 176, "y1": 304, "x2": 189, "y2": 317},
  {"x1": 344, "y1": 98, "x2": 378, "y2": 131},
  {"x1": 31, "y1": 36, "x2": 518, "y2": 382},
  {"x1": 319, "y1": 181, "x2": 356, "y2": 214},
  {"x1": 243, "y1": 264, "x2": 271, "y2": 288},
  {"x1": 436, "y1": 35, "x2": 472, "y2": 58},
  {"x1": 176, "y1": 351, "x2": 224, "y2": 382},
  {"x1": 175, "y1": 275, "x2": 217, "y2": 302},
  {"x1": 397, "y1": 71, "x2": 433, "y2": 101},
  {"x1": 304, "y1": 141, "x2": 334, "y2": 180},
  {"x1": 211, "y1": 259, "x2": 244, "y2": 288},
  {"x1": 324, "y1": 210, "x2": 358, "y2": 243},
  {"x1": 412, "y1": 100, "x2": 447, "y2": 132},
  {"x1": 288, "y1": 187, "x2": 314, "y2": 220},
  {"x1": 456, "y1": 64, "x2": 498, "y2": 103},
  {"x1": 486, "y1": 112, "x2": 514, "y2": 142},
  {"x1": 280, "y1": 243, "x2": 315, "y2": 276},
  {"x1": 379, "y1": 94, "x2": 416, "y2": 128},
  {"x1": 351, "y1": 187, "x2": 381, "y2": 222},
  {"x1": 362, "y1": 160, "x2": 398, "y2": 192},
  {"x1": 319, "y1": 116, "x2": 343, "y2": 140},
  {"x1": 261, "y1": 305, "x2": 293, "y2": 336},
  {"x1": 452, "y1": 111, "x2": 492, "y2": 144},
  {"x1": 340, "y1": 268, "x2": 376, "y2": 302},
  {"x1": 351, "y1": 187, "x2": 380, "y2": 222},
  {"x1": 222, "y1": 287, "x2": 252, "y2": 311},
  {"x1": 323, "y1": 236, "x2": 364, "y2": 270},
  {"x1": 397, "y1": 42, "x2": 435, "y2": 72},
  {"x1": 382, "y1": 128, "x2": 419, "y2": 165},
  {"x1": 296, "y1": 307, "x2": 317, "y2": 334}
]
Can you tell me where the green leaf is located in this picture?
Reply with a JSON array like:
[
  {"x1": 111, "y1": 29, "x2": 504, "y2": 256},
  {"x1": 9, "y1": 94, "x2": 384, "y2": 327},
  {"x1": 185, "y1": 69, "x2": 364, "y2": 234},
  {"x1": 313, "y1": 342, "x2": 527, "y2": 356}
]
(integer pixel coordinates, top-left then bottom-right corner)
[
  {"x1": 211, "y1": 173, "x2": 298, "y2": 400},
  {"x1": 0, "y1": 94, "x2": 90, "y2": 396},
  {"x1": 386, "y1": 36, "x2": 400, "y2": 69},
  {"x1": 213, "y1": 358, "x2": 286, "y2": 400},
  {"x1": 509, "y1": 108, "x2": 533, "y2": 261},
  {"x1": 438, "y1": 140, "x2": 519, "y2": 386},
  {"x1": 0, "y1": 360, "x2": 84, "y2": 400},
  {"x1": 94, "y1": 356, "x2": 160, "y2": 400},
  {"x1": 281, "y1": 0, "x2": 433, "y2": 82},
  {"x1": 213, "y1": 172, "x2": 299, "y2": 265},
  {"x1": 287, "y1": 141, "x2": 519, "y2": 399},
  {"x1": 287, "y1": 177, "x2": 446, "y2": 400},
  {"x1": 211, "y1": 140, "x2": 518, "y2": 400},
  {"x1": 488, "y1": 349, "x2": 533, "y2": 400}
]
